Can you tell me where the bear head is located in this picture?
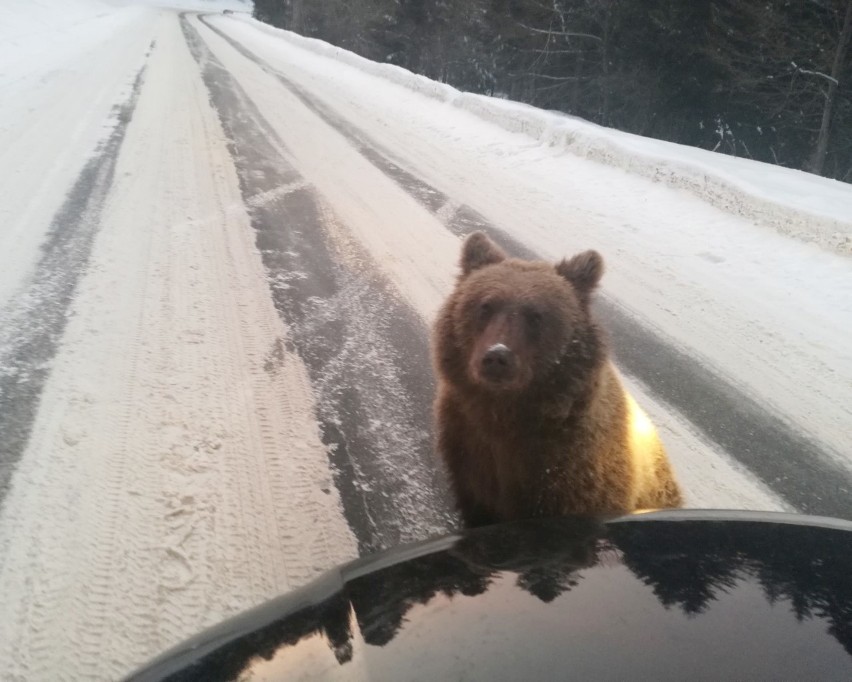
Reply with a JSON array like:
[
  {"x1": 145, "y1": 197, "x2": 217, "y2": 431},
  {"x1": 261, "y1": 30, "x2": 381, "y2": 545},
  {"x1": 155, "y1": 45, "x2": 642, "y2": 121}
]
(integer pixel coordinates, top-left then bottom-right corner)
[{"x1": 445, "y1": 231, "x2": 604, "y2": 395}]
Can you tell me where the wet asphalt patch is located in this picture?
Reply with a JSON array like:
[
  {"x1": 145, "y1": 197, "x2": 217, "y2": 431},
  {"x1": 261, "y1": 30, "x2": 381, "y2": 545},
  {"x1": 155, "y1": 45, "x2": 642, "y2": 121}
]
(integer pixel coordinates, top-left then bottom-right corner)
[{"x1": 182, "y1": 15, "x2": 455, "y2": 555}]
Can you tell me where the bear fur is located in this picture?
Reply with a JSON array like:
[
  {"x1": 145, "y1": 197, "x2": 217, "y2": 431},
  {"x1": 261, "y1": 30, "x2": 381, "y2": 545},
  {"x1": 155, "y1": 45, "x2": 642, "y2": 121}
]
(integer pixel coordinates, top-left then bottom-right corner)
[{"x1": 432, "y1": 232, "x2": 682, "y2": 527}]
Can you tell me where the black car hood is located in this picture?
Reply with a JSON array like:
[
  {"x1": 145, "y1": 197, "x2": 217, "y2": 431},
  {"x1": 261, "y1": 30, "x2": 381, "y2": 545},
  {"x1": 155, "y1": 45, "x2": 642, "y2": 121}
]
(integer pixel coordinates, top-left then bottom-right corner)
[{"x1": 128, "y1": 510, "x2": 852, "y2": 681}]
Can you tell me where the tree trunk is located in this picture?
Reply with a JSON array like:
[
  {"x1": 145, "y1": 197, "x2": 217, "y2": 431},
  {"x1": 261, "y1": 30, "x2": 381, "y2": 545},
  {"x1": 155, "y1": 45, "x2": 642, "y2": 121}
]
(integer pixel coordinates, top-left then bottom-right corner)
[
  {"x1": 807, "y1": 0, "x2": 852, "y2": 175},
  {"x1": 290, "y1": 0, "x2": 304, "y2": 33},
  {"x1": 600, "y1": 8, "x2": 611, "y2": 125},
  {"x1": 571, "y1": 53, "x2": 583, "y2": 114}
]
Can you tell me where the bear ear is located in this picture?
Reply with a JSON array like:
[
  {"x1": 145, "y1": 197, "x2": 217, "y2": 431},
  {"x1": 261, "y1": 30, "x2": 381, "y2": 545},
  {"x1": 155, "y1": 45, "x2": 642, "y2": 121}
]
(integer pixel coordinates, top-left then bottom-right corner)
[
  {"x1": 555, "y1": 250, "x2": 604, "y2": 297},
  {"x1": 460, "y1": 231, "x2": 507, "y2": 276}
]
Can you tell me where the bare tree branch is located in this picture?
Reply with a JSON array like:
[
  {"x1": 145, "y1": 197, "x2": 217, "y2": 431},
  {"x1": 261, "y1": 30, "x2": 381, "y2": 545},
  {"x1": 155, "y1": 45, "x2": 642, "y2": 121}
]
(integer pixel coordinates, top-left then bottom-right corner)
[
  {"x1": 791, "y1": 61, "x2": 840, "y2": 85},
  {"x1": 514, "y1": 21, "x2": 603, "y2": 42}
]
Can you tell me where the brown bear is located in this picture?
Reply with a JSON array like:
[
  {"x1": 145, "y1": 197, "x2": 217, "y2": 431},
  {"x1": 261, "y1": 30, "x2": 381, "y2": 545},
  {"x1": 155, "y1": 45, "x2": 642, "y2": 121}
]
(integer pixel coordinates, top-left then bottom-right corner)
[{"x1": 432, "y1": 232, "x2": 682, "y2": 527}]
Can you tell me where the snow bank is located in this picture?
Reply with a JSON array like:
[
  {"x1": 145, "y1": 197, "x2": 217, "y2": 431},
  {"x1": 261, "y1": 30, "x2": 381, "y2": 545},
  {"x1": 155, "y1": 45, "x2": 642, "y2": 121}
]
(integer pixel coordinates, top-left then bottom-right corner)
[
  {"x1": 0, "y1": 0, "x2": 111, "y2": 41},
  {"x1": 122, "y1": 0, "x2": 252, "y2": 12},
  {"x1": 0, "y1": 0, "x2": 136, "y2": 87},
  {"x1": 236, "y1": 15, "x2": 852, "y2": 257}
]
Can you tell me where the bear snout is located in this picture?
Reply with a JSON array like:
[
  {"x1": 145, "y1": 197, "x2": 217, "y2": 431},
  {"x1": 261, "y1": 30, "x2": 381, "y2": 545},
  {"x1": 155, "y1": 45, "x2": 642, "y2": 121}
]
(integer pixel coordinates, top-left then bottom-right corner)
[{"x1": 480, "y1": 343, "x2": 517, "y2": 384}]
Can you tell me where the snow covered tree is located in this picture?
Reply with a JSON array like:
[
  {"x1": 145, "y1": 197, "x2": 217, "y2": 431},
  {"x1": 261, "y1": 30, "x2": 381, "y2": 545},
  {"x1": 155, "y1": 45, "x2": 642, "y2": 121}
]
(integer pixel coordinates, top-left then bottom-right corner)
[{"x1": 807, "y1": 0, "x2": 852, "y2": 176}]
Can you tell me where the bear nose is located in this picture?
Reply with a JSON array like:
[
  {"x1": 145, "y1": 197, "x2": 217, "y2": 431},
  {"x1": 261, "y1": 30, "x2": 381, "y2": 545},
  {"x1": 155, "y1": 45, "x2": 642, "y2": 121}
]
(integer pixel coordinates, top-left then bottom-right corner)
[{"x1": 481, "y1": 344, "x2": 515, "y2": 380}]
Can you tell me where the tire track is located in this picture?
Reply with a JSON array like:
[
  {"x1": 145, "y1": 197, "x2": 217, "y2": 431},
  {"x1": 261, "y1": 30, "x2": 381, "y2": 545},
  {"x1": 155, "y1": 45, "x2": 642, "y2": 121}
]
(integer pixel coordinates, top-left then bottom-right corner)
[
  {"x1": 199, "y1": 15, "x2": 852, "y2": 520},
  {"x1": 182, "y1": 15, "x2": 455, "y2": 554},
  {"x1": 0, "y1": 45, "x2": 152, "y2": 501}
]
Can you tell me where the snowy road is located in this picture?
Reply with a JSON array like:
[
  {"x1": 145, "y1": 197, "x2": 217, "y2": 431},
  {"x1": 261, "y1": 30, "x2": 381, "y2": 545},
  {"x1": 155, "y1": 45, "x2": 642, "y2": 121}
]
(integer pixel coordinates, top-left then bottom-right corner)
[{"x1": 0, "y1": 3, "x2": 850, "y2": 678}]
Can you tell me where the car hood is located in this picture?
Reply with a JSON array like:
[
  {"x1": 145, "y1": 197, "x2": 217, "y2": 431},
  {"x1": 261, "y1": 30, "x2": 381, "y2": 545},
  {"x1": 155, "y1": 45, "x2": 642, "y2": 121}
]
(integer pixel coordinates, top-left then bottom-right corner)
[{"x1": 128, "y1": 510, "x2": 852, "y2": 681}]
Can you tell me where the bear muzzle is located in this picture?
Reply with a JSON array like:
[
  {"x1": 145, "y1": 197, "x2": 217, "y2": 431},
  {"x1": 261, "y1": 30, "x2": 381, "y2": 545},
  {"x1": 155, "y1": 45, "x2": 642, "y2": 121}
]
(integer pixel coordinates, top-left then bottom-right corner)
[{"x1": 478, "y1": 343, "x2": 518, "y2": 385}]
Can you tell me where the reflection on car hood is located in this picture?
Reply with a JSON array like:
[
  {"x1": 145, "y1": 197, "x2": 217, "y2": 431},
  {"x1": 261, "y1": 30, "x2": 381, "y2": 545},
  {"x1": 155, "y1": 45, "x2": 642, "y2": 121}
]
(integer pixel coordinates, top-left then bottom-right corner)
[{"x1": 128, "y1": 510, "x2": 852, "y2": 681}]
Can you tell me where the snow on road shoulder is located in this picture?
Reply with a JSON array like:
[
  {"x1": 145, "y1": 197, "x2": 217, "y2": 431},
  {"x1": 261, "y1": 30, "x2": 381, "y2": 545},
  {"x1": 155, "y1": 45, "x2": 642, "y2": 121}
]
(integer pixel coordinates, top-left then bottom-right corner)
[
  {"x1": 0, "y1": 2, "x2": 158, "y2": 306},
  {"x1": 0, "y1": 13, "x2": 355, "y2": 679},
  {"x1": 120, "y1": 0, "x2": 252, "y2": 12},
  {"x1": 0, "y1": 0, "x2": 148, "y2": 89},
  {"x1": 231, "y1": 14, "x2": 852, "y2": 257},
  {"x1": 211, "y1": 16, "x2": 852, "y2": 464}
]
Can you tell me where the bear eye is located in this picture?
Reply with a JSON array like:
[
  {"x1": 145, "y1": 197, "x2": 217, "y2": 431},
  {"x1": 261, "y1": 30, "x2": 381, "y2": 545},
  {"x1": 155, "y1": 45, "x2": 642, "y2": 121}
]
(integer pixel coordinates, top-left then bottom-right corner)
[
  {"x1": 478, "y1": 301, "x2": 494, "y2": 318},
  {"x1": 524, "y1": 308, "x2": 543, "y2": 327}
]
